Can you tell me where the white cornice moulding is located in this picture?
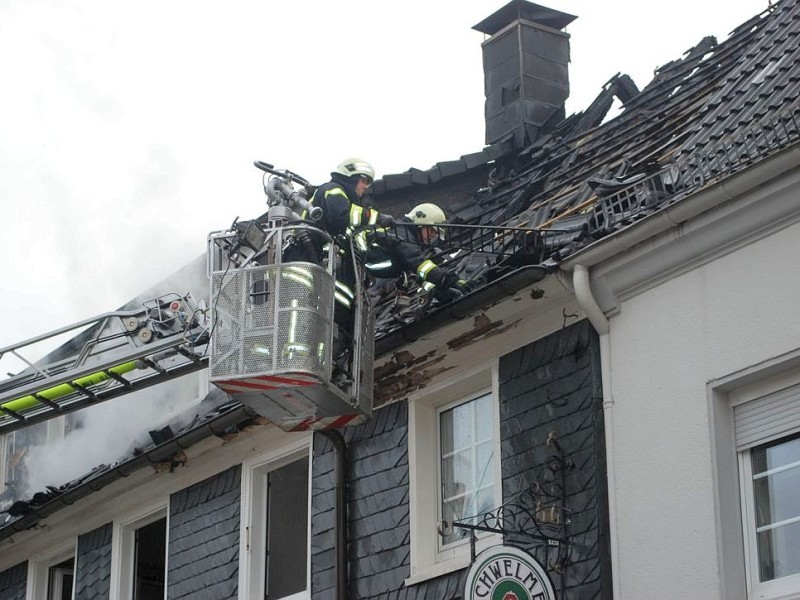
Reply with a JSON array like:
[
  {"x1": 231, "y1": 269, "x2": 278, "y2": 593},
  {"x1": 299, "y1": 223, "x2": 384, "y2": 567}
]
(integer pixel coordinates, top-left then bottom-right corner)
[{"x1": 562, "y1": 148, "x2": 800, "y2": 313}]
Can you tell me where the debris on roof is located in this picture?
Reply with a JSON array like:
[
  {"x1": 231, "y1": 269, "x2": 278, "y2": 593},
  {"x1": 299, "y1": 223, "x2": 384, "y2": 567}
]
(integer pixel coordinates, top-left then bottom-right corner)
[
  {"x1": 0, "y1": 391, "x2": 258, "y2": 543},
  {"x1": 369, "y1": 0, "x2": 797, "y2": 339},
  {"x1": 3, "y1": 0, "x2": 800, "y2": 541}
]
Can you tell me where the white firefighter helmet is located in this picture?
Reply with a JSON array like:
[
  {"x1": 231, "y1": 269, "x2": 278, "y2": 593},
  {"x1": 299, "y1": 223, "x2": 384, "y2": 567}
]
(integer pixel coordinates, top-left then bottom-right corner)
[
  {"x1": 334, "y1": 157, "x2": 375, "y2": 182},
  {"x1": 406, "y1": 203, "x2": 447, "y2": 240},
  {"x1": 406, "y1": 203, "x2": 446, "y2": 225}
]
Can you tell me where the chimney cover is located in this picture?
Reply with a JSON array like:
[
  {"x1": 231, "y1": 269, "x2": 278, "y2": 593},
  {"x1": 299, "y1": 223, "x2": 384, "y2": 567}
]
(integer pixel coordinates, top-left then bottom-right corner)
[{"x1": 473, "y1": 0, "x2": 576, "y2": 35}]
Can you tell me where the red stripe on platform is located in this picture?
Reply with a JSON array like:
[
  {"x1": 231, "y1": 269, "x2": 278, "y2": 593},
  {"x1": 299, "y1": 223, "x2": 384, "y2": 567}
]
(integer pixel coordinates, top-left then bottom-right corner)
[{"x1": 254, "y1": 374, "x2": 317, "y2": 387}]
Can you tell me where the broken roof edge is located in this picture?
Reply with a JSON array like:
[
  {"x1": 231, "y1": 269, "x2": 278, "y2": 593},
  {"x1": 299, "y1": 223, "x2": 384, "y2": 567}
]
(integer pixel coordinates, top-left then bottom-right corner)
[
  {"x1": 371, "y1": 141, "x2": 514, "y2": 196},
  {"x1": 374, "y1": 264, "x2": 550, "y2": 357},
  {"x1": 558, "y1": 140, "x2": 800, "y2": 273},
  {"x1": 0, "y1": 400, "x2": 257, "y2": 544}
]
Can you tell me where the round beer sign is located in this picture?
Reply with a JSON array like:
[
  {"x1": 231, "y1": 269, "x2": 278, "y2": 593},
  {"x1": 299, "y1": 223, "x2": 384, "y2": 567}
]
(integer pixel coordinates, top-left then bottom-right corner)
[{"x1": 463, "y1": 546, "x2": 556, "y2": 600}]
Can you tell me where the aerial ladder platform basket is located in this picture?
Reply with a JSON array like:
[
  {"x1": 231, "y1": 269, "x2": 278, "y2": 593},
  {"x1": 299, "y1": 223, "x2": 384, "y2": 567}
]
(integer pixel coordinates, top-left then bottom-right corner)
[{"x1": 207, "y1": 162, "x2": 374, "y2": 431}]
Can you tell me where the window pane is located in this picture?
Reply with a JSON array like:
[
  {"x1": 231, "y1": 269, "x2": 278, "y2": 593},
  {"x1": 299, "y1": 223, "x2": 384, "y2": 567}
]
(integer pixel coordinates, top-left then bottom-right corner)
[
  {"x1": 475, "y1": 394, "x2": 493, "y2": 442},
  {"x1": 750, "y1": 433, "x2": 800, "y2": 583},
  {"x1": 266, "y1": 457, "x2": 309, "y2": 599},
  {"x1": 441, "y1": 452, "x2": 471, "y2": 500},
  {"x1": 752, "y1": 434, "x2": 800, "y2": 475},
  {"x1": 439, "y1": 394, "x2": 495, "y2": 547},
  {"x1": 133, "y1": 518, "x2": 166, "y2": 600},
  {"x1": 476, "y1": 441, "x2": 495, "y2": 489},
  {"x1": 450, "y1": 403, "x2": 474, "y2": 452},
  {"x1": 476, "y1": 487, "x2": 495, "y2": 518},
  {"x1": 757, "y1": 520, "x2": 800, "y2": 581},
  {"x1": 753, "y1": 466, "x2": 800, "y2": 527}
]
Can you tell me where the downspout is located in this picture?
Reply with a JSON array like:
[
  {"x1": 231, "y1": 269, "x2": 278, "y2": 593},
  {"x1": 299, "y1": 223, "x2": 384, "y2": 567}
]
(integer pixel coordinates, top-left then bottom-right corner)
[
  {"x1": 571, "y1": 264, "x2": 621, "y2": 600},
  {"x1": 320, "y1": 429, "x2": 347, "y2": 600}
]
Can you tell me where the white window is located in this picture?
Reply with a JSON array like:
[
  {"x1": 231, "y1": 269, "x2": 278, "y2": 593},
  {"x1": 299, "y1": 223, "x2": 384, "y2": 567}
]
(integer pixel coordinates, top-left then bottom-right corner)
[
  {"x1": 734, "y1": 379, "x2": 800, "y2": 599},
  {"x1": 110, "y1": 503, "x2": 168, "y2": 600},
  {"x1": 741, "y1": 434, "x2": 800, "y2": 585},
  {"x1": 27, "y1": 545, "x2": 75, "y2": 600},
  {"x1": 240, "y1": 434, "x2": 312, "y2": 600},
  {"x1": 408, "y1": 366, "x2": 502, "y2": 585},
  {"x1": 46, "y1": 559, "x2": 74, "y2": 600},
  {"x1": 438, "y1": 392, "x2": 496, "y2": 547}
]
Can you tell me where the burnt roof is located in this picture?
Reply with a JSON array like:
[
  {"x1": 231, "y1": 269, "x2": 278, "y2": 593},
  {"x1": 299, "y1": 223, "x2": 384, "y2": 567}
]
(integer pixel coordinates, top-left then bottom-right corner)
[
  {"x1": 3, "y1": 0, "x2": 800, "y2": 541},
  {"x1": 0, "y1": 391, "x2": 258, "y2": 543},
  {"x1": 369, "y1": 0, "x2": 799, "y2": 339}
]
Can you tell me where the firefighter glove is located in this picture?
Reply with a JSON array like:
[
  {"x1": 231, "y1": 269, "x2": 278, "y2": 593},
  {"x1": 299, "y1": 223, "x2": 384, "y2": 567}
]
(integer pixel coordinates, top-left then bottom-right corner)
[
  {"x1": 455, "y1": 278, "x2": 476, "y2": 294},
  {"x1": 434, "y1": 286, "x2": 462, "y2": 303},
  {"x1": 377, "y1": 213, "x2": 396, "y2": 227}
]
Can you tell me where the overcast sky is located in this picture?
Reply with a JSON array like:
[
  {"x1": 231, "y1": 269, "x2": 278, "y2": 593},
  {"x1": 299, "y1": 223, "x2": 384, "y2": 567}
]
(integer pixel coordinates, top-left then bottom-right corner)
[{"x1": 0, "y1": 0, "x2": 771, "y2": 354}]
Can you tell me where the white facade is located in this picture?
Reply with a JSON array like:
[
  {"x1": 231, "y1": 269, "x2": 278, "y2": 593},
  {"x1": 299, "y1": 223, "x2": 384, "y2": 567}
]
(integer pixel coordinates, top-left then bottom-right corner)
[{"x1": 573, "y1": 152, "x2": 800, "y2": 599}]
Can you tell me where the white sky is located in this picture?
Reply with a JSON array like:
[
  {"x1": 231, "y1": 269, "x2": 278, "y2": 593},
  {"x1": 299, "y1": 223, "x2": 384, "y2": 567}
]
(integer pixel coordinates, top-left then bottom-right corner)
[{"x1": 0, "y1": 0, "x2": 771, "y2": 352}]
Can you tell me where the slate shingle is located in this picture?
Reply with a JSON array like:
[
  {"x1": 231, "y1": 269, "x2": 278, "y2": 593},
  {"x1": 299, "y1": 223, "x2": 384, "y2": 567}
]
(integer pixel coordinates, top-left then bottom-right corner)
[{"x1": 167, "y1": 465, "x2": 241, "y2": 600}]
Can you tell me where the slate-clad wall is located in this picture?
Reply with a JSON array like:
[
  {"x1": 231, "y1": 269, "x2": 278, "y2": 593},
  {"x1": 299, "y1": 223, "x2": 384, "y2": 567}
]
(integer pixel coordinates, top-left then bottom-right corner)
[
  {"x1": 312, "y1": 401, "x2": 465, "y2": 600},
  {"x1": 499, "y1": 318, "x2": 611, "y2": 599},
  {"x1": 75, "y1": 523, "x2": 113, "y2": 600},
  {"x1": 0, "y1": 561, "x2": 27, "y2": 600},
  {"x1": 168, "y1": 465, "x2": 241, "y2": 600}
]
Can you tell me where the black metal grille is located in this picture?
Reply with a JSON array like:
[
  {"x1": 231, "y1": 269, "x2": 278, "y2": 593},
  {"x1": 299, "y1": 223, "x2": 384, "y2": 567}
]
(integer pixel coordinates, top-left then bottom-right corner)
[{"x1": 589, "y1": 106, "x2": 800, "y2": 237}]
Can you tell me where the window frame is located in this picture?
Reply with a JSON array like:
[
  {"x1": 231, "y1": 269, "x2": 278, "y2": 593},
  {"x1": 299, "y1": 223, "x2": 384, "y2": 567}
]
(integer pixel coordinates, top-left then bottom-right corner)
[
  {"x1": 710, "y1": 352, "x2": 800, "y2": 600},
  {"x1": 435, "y1": 389, "x2": 497, "y2": 552},
  {"x1": 407, "y1": 364, "x2": 502, "y2": 585},
  {"x1": 26, "y1": 542, "x2": 76, "y2": 600},
  {"x1": 238, "y1": 432, "x2": 312, "y2": 600},
  {"x1": 734, "y1": 383, "x2": 800, "y2": 600},
  {"x1": 109, "y1": 501, "x2": 168, "y2": 600},
  {"x1": 738, "y1": 434, "x2": 800, "y2": 598}
]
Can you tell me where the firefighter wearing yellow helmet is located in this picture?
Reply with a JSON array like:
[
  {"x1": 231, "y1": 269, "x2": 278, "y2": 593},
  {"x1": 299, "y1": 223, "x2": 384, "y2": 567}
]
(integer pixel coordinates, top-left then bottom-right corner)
[{"x1": 365, "y1": 202, "x2": 475, "y2": 300}]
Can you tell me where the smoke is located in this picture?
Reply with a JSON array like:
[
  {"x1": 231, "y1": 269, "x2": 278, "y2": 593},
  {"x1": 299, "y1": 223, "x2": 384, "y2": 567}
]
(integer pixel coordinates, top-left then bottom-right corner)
[
  {"x1": 18, "y1": 371, "x2": 218, "y2": 500},
  {"x1": 1, "y1": 241, "x2": 220, "y2": 505}
]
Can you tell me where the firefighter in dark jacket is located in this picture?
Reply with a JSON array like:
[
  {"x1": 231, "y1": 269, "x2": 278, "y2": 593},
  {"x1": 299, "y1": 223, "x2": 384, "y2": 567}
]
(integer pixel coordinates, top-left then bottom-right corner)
[
  {"x1": 304, "y1": 157, "x2": 394, "y2": 239},
  {"x1": 296, "y1": 157, "x2": 394, "y2": 308},
  {"x1": 365, "y1": 202, "x2": 474, "y2": 301},
  {"x1": 289, "y1": 158, "x2": 394, "y2": 373}
]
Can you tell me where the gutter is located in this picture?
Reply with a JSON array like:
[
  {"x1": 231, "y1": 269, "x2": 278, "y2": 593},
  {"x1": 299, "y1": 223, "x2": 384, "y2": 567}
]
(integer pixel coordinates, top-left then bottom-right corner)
[
  {"x1": 560, "y1": 143, "x2": 800, "y2": 271},
  {"x1": 0, "y1": 402, "x2": 256, "y2": 544},
  {"x1": 571, "y1": 265, "x2": 620, "y2": 600},
  {"x1": 374, "y1": 264, "x2": 549, "y2": 357}
]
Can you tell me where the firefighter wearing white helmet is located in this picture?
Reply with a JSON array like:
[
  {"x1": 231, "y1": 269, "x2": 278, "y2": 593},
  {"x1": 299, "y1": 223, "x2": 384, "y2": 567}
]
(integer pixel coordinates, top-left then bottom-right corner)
[
  {"x1": 406, "y1": 203, "x2": 447, "y2": 242},
  {"x1": 301, "y1": 157, "x2": 393, "y2": 238},
  {"x1": 290, "y1": 158, "x2": 396, "y2": 370},
  {"x1": 364, "y1": 202, "x2": 475, "y2": 300}
]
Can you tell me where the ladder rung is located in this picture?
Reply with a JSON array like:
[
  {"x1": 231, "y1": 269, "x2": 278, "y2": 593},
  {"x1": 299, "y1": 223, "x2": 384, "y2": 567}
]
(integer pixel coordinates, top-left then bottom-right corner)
[
  {"x1": 69, "y1": 381, "x2": 98, "y2": 400},
  {"x1": 140, "y1": 358, "x2": 168, "y2": 376},
  {"x1": 0, "y1": 405, "x2": 26, "y2": 422},
  {"x1": 176, "y1": 346, "x2": 204, "y2": 365},
  {"x1": 105, "y1": 370, "x2": 132, "y2": 388},
  {"x1": 31, "y1": 392, "x2": 63, "y2": 411}
]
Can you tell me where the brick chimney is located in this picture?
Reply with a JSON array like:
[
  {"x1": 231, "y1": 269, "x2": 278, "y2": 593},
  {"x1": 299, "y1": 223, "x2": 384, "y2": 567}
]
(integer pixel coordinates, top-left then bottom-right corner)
[{"x1": 473, "y1": 0, "x2": 576, "y2": 149}]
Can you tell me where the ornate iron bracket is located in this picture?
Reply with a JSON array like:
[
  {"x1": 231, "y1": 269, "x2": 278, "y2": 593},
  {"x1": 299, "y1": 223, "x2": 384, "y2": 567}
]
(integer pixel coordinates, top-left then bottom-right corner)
[{"x1": 443, "y1": 430, "x2": 574, "y2": 572}]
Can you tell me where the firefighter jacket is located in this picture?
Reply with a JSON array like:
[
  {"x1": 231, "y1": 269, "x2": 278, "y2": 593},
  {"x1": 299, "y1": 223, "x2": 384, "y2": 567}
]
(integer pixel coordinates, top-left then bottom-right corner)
[
  {"x1": 364, "y1": 218, "x2": 457, "y2": 289},
  {"x1": 296, "y1": 173, "x2": 386, "y2": 315},
  {"x1": 303, "y1": 173, "x2": 384, "y2": 239}
]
